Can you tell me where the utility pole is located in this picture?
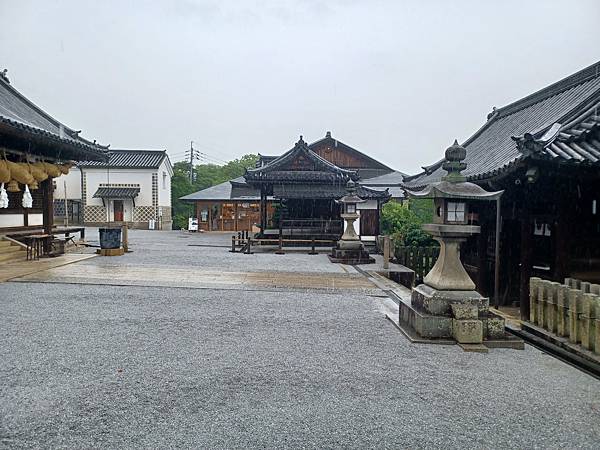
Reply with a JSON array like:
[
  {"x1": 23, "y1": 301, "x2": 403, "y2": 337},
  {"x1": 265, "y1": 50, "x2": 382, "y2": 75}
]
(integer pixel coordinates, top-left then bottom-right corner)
[
  {"x1": 189, "y1": 141, "x2": 194, "y2": 183},
  {"x1": 184, "y1": 141, "x2": 202, "y2": 183}
]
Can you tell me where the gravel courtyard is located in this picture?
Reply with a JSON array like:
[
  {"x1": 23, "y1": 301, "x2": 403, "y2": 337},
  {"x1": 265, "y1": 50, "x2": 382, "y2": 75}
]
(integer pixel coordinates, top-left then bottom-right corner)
[{"x1": 1, "y1": 230, "x2": 599, "y2": 448}]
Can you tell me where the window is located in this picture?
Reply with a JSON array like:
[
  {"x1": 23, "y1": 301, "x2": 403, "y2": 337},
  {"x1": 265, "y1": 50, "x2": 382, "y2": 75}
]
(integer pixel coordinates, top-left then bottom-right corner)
[
  {"x1": 347, "y1": 204, "x2": 356, "y2": 214},
  {"x1": 446, "y1": 202, "x2": 465, "y2": 222},
  {"x1": 162, "y1": 172, "x2": 167, "y2": 190}
]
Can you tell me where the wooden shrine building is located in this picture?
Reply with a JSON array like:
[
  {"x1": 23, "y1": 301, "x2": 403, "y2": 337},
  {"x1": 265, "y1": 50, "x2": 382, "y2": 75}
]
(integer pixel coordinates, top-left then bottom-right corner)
[
  {"x1": 181, "y1": 132, "x2": 404, "y2": 239},
  {"x1": 0, "y1": 70, "x2": 108, "y2": 242},
  {"x1": 404, "y1": 60, "x2": 600, "y2": 319}
]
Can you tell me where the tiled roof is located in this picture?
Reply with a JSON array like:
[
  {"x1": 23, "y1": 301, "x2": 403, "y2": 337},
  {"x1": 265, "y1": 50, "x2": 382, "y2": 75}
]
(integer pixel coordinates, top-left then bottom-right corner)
[
  {"x1": 272, "y1": 184, "x2": 390, "y2": 200},
  {"x1": 179, "y1": 177, "x2": 264, "y2": 202},
  {"x1": 245, "y1": 137, "x2": 358, "y2": 183},
  {"x1": 93, "y1": 186, "x2": 140, "y2": 198},
  {"x1": 361, "y1": 170, "x2": 406, "y2": 185},
  {"x1": 405, "y1": 61, "x2": 600, "y2": 187},
  {"x1": 80, "y1": 149, "x2": 168, "y2": 169},
  {"x1": 0, "y1": 73, "x2": 108, "y2": 160}
]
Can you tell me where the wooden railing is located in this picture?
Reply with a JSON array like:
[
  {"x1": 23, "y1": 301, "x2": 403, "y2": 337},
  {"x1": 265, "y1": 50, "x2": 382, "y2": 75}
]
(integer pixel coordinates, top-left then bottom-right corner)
[{"x1": 394, "y1": 246, "x2": 439, "y2": 283}]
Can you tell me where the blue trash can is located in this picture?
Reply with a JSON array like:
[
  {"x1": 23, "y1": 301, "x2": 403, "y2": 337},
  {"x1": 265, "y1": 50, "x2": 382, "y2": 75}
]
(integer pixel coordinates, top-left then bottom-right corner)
[{"x1": 99, "y1": 227, "x2": 122, "y2": 249}]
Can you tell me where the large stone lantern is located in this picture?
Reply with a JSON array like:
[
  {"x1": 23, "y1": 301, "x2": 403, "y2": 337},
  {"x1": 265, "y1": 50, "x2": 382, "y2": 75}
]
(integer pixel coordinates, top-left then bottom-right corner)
[
  {"x1": 399, "y1": 140, "x2": 506, "y2": 346},
  {"x1": 329, "y1": 180, "x2": 374, "y2": 264}
]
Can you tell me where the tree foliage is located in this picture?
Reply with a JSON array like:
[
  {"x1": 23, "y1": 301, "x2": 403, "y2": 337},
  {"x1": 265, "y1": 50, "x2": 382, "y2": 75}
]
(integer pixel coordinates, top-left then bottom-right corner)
[
  {"x1": 171, "y1": 154, "x2": 259, "y2": 229},
  {"x1": 381, "y1": 200, "x2": 436, "y2": 247}
]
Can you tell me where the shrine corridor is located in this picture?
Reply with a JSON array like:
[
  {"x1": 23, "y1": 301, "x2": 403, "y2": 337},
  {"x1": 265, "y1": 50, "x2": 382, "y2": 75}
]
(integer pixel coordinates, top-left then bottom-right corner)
[{"x1": 0, "y1": 229, "x2": 599, "y2": 448}]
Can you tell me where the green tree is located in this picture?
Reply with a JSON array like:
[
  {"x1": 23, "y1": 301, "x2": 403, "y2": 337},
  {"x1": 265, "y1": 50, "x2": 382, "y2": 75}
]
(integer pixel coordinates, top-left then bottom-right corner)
[
  {"x1": 381, "y1": 200, "x2": 436, "y2": 247},
  {"x1": 170, "y1": 154, "x2": 259, "y2": 229}
]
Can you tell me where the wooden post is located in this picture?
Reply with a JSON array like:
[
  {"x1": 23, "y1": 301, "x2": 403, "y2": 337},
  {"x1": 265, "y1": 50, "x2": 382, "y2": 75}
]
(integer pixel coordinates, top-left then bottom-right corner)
[
  {"x1": 519, "y1": 198, "x2": 533, "y2": 321},
  {"x1": 494, "y1": 197, "x2": 501, "y2": 308},
  {"x1": 308, "y1": 238, "x2": 317, "y2": 255},
  {"x1": 275, "y1": 232, "x2": 285, "y2": 255},
  {"x1": 383, "y1": 235, "x2": 390, "y2": 270},
  {"x1": 234, "y1": 202, "x2": 238, "y2": 232},
  {"x1": 245, "y1": 236, "x2": 252, "y2": 254},
  {"x1": 122, "y1": 224, "x2": 129, "y2": 252},
  {"x1": 42, "y1": 177, "x2": 54, "y2": 253},
  {"x1": 231, "y1": 235, "x2": 236, "y2": 253}
]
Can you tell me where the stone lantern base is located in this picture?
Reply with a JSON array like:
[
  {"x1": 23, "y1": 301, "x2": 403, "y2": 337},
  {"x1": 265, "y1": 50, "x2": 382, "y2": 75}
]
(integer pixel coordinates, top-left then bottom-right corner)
[
  {"x1": 328, "y1": 245, "x2": 375, "y2": 265},
  {"x1": 399, "y1": 284, "x2": 506, "y2": 344}
]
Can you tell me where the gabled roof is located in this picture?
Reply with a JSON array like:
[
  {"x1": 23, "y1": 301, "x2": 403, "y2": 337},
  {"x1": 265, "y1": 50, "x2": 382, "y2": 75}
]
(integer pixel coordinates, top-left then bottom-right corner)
[
  {"x1": 405, "y1": 60, "x2": 600, "y2": 187},
  {"x1": 79, "y1": 149, "x2": 168, "y2": 169},
  {"x1": 245, "y1": 136, "x2": 358, "y2": 183},
  {"x1": 361, "y1": 170, "x2": 406, "y2": 186},
  {"x1": 309, "y1": 131, "x2": 393, "y2": 173},
  {"x1": 0, "y1": 71, "x2": 108, "y2": 161}
]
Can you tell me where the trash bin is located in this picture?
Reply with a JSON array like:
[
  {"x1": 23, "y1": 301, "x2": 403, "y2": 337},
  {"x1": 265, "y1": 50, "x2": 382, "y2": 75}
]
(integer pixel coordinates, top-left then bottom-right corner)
[{"x1": 99, "y1": 227, "x2": 122, "y2": 249}]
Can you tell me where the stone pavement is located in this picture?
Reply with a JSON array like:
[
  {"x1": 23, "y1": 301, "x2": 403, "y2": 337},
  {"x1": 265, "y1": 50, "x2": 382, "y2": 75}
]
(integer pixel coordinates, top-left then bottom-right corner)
[{"x1": 1, "y1": 229, "x2": 599, "y2": 448}]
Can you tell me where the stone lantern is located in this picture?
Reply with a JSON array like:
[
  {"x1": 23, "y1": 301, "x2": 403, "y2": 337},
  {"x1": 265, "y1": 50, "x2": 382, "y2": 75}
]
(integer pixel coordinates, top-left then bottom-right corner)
[
  {"x1": 399, "y1": 140, "x2": 508, "y2": 347},
  {"x1": 329, "y1": 180, "x2": 374, "y2": 264}
]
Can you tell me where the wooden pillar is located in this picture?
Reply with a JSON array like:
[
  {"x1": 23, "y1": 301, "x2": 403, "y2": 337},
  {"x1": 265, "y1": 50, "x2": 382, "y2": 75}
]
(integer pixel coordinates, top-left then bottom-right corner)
[
  {"x1": 519, "y1": 197, "x2": 533, "y2": 320},
  {"x1": 42, "y1": 177, "x2": 54, "y2": 253},
  {"x1": 553, "y1": 191, "x2": 572, "y2": 281},
  {"x1": 234, "y1": 202, "x2": 238, "y2": 232},
  {"x1": 208, "y1": 203, "x2": 212, "y2": 231},
  {"x1": 260, "y1": 190, "x2": 267, "y2": 232}
]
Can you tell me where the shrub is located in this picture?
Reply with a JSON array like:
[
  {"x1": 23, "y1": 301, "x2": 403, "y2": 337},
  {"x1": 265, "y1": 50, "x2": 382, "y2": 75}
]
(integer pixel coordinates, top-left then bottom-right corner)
[{"x1": 381, "y1": 200, "x2": 436, "y2": 247}]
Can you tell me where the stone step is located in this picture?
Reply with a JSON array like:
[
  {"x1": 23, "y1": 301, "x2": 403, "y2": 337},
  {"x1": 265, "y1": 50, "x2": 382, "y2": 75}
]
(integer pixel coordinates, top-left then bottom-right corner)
[
  {"x1": 0, "y1": 244, "x2": 24, "y2": 255},
  {"x1": 0, "y1": 250, "x2": 26, "y2": 263},
  {"x1": 0, "y1": 240, "x2": 13, "y2": 248}
]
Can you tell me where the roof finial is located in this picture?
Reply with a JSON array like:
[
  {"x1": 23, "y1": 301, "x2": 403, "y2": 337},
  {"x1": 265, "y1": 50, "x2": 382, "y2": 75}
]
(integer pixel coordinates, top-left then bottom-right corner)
[
  {"x1": 441, "y1": 139, "x2": 467, "y2": 182},
  {"x1": 0, "y1": 69, "x2": 10, "y2": 84},
  {"x1": 326, "y1": 131, "x2": 331, "y2": 138}
]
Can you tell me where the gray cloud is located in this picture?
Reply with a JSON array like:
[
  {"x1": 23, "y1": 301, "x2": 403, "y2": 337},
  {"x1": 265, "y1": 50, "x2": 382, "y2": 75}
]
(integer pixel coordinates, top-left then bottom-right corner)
[{"x1": 1, "y1": 0, "x2": 598, "y2": 174}]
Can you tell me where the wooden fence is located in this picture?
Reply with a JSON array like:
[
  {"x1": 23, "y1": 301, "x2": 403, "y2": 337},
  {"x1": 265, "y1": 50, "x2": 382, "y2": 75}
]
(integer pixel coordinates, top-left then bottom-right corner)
[
  {"x1": 530, "y1": 277, "x2": 600, "y2": 354},
  {"x1": 395, "y1": 246, "x2": 439, "y2": 283}
]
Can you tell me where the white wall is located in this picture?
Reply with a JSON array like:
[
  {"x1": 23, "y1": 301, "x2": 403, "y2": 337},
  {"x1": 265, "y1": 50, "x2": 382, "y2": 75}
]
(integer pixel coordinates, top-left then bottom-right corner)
[
  {"x1": 157, "y1": 159, "x2": 172, "y2": 207},
  {"x1": 84, "y1": 169, "x2": 153, "y2": 207},
  {"x1": 53, "y1": 167, "x2": 81, "y2": 200}
]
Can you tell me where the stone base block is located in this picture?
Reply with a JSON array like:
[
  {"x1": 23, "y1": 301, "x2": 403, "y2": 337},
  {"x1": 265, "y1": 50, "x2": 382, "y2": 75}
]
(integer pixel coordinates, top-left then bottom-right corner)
[
  {"x1": 329, "y1": 247, "x2": 375, "y2": 265},
  {"x1": 452, "y1": 319, "x2": 483, "y2": 344},
  {"x1": 485, "y1": 314, "x2": 506, "y2": 339},
  {"x1": 411, "y1": 284, "x2": 489, "y2": 317},
  {"x1": 399, "y1": 297, "x2": 452, "y2": 339}
]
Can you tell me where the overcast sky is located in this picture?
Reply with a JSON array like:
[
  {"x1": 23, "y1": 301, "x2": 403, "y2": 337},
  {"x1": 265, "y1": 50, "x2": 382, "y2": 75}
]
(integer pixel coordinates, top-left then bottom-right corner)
[{"x1": 1, "y1": 0, "x2": 598, "y2": 174}]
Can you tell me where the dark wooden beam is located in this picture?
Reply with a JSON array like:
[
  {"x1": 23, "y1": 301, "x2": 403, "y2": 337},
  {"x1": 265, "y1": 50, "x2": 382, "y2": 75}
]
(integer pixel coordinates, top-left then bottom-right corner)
[
  {"x1": 42, "y1": 177, "x2": 54, "y2": 253},
  {"x1": 519, "y1": 191, "x2": 532, "y2": 320}
]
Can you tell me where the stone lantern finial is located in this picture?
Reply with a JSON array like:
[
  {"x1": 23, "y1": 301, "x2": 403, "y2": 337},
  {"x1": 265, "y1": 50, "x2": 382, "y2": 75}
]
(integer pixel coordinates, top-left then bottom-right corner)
[{"x1": 442, "y1": 140, "x2": 467, "y2": 183}]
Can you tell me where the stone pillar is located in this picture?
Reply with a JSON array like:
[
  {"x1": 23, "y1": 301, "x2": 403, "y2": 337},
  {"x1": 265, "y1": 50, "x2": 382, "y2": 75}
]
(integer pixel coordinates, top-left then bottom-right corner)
[
  {"x1": 546, "y1": 282, "x2": 560, "y2": 333},
  {"x1": 383, "y1": 236, "x2": 390, "y2": 270},
  {"x1": 581, "y1": 293, "x2": 594, "y2": 350},
  {"x1": 537, "y1": 281, "x2": 547, "y2": 329},
  {"x1": 581, "y1": 282, "x2": 591, "y2": 294},
  {"x1": 529, "y1": 277, "x2": 541, "y2": 323},
  {"x1": 568, "y1": 288, "x2": 582, "y2": 344},
  {"x1": 423, "y1": 236, "x2": 475, "y2": 291},
  {"x1": 556, "y1": 285, "x2": 570, "y2": 337},
  {"x1": 593, "y1": 297, "x2": 600, "y2": 354}
]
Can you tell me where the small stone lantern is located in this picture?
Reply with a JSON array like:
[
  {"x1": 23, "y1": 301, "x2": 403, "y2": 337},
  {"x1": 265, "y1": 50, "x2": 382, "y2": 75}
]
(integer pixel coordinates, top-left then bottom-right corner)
[
  {"x1": 337, "y1": 180, "x2": 364, "y2": 247},
  {"x1": 329, "y1": 180, "x2": 374, "y2": 264}
]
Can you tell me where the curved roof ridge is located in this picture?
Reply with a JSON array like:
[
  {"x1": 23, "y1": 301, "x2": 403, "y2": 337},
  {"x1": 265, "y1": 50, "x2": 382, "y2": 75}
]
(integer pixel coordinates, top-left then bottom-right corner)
[
  {"x1": 494, "y1": 60, "x2": 600, "y2": 119},
  {"x1": 0, "y1": 72, "x2": 108, "y2": 149}
]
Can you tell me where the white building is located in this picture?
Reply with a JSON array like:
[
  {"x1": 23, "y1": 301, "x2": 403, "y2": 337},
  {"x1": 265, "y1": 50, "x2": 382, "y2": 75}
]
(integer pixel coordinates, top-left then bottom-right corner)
[{"x1": 57, "y1": 149, "x2": 173, "y2": 230}]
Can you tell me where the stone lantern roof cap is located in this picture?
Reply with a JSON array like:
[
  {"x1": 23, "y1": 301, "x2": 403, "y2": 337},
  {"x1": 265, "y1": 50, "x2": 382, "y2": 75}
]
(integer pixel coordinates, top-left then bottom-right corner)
[
  {"x1": 336, "y1": 179, "x2": 366, "y2": 204},
  {"x1": 405, "y1": 180, "x2": 503, "y2": 201}
]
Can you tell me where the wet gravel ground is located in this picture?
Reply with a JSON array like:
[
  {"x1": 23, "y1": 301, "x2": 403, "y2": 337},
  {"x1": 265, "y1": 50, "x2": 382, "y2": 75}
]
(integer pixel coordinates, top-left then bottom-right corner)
[{"x1": 1, "y1": 230, "x2": 599, "y2": 448}]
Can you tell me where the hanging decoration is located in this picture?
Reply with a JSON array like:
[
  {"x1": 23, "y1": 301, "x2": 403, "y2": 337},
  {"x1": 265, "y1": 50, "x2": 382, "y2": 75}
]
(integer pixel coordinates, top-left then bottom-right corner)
[
  {"x1": 42, "y1": 162, "x2": 61, "y2": 177},
  {"x1": 0, "y1": 159, "x2": 10, "y2": 184},
  {"x1": 7, "y1": 160, "x2": 34, "y2": 186},
  {"x1": 22, "y1": 184, "x2": 33, "y2": 208},
  {"x1": 58, "y1": 162, "x2": 74, "y2": 175},
  {"x1": 31, "y1": 161, "x2": 49, "y2": 182},
  {"x1": 7, "y1": 179, "x2": 19, "y2": 192},
  {"x1": 0, "y1": 182, "x2": 8, "y2": 208}
]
